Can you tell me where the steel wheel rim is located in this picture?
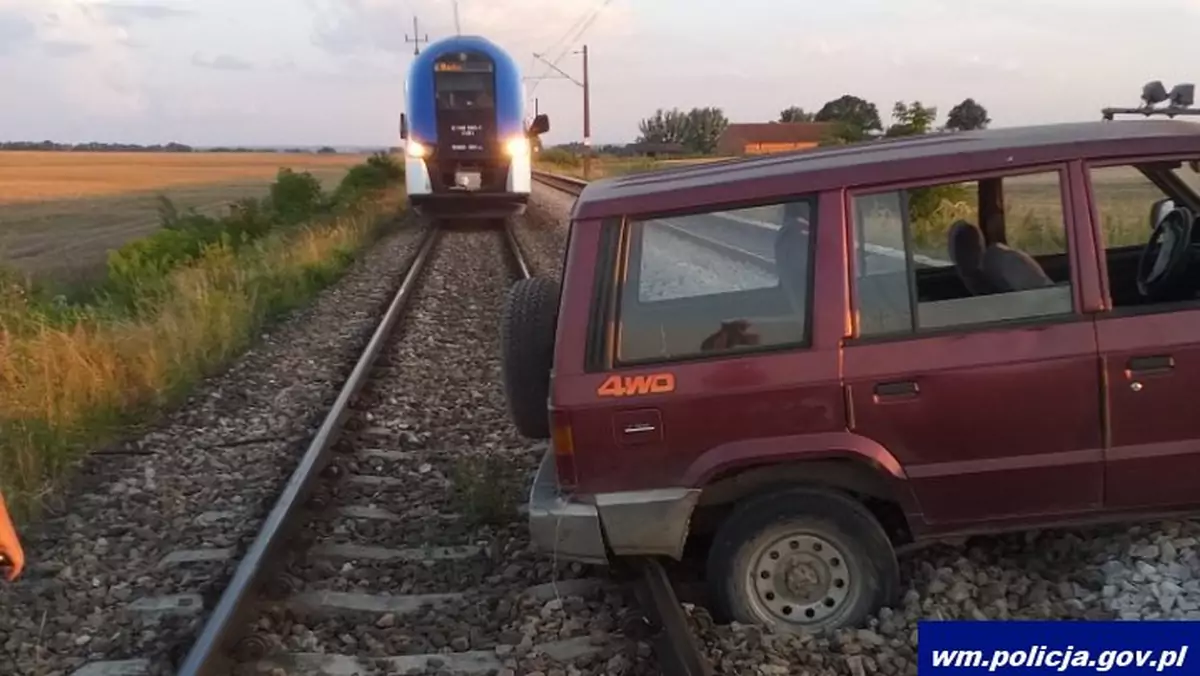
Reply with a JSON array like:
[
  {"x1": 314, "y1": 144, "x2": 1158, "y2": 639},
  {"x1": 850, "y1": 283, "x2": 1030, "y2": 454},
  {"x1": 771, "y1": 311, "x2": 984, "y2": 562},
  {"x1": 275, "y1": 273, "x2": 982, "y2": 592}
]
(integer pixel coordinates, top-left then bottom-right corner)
[{"x1": 745, "y1": 530, "x2": 855, "y2": 629}]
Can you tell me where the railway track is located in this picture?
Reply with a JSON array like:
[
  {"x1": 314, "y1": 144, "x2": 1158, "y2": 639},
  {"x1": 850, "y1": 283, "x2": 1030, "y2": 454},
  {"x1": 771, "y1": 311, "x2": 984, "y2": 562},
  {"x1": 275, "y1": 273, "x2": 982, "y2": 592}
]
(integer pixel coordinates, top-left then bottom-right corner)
[{"x1": 141, "y1": 216, "x2": 711, "y2": 676}]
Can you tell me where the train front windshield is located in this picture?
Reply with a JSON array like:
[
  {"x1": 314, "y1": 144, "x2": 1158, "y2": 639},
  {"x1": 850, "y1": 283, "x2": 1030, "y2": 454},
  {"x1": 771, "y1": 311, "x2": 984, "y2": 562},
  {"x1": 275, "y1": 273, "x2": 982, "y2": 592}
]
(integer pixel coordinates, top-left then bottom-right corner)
[{"x1": 434, "y1": 71, "x2": 495, "y2": 110}]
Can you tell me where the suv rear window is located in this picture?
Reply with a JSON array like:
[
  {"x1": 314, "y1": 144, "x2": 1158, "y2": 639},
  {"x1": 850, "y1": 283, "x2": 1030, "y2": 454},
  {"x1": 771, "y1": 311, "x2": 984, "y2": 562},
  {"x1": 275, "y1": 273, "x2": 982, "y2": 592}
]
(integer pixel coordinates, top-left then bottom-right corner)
[{"x1": 612, "y1": 199, "x2": 815, "y2": 365}]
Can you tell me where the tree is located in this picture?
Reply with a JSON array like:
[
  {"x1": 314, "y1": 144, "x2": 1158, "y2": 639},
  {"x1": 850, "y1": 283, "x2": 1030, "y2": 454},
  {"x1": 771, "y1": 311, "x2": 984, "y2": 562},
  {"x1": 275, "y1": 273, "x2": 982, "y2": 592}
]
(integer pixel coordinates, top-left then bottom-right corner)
[
  {"x1": 882, "y1": 101, "x2": 966, "y2": 228},
  {"x1": 682, "y1": 107, "x2": 729, "y2": 155},
  {"x1": 814, "y1": 95, "x2": 882, "y2": 144},
  {"x1": 637, "y1": 106, "x2": 729, "y2": 155},
  {"x1": 885, "y1": 101, "x2": 938, "y2": 137},
  {"x1": 945, "y1": 98, "x2": 991, "y2": 131},
  {"x1": 779, "y1": 106, "x2": 815, "y2": 123},
  {"x1": 637, "y1": 108, "x2": 691, "y2": 145}
]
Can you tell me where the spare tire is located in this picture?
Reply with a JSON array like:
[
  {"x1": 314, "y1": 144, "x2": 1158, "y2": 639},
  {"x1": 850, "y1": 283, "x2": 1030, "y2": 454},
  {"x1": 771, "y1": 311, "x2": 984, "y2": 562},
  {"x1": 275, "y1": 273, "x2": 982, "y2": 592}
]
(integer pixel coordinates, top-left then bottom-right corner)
[{"x1": 501, "y1": 276, "x2": 560, "y2": 439}]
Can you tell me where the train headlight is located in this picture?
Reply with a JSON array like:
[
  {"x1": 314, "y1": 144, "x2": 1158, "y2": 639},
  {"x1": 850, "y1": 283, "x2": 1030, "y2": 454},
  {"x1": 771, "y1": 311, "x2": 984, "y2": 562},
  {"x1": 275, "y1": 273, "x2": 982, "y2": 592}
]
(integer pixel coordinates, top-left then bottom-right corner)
[
  {"x1": 405, "y1": 140, "x2": 428, "y2": 158},
  {"x1": 504, "y1": 137, "x2": 530, "y2": 157}
]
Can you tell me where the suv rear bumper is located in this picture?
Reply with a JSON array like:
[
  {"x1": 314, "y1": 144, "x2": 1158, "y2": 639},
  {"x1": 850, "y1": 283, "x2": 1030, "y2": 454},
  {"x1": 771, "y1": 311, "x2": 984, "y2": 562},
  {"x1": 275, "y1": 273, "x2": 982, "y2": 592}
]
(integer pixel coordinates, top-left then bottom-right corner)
[{"x1": 528, "y1": 446, "x2": 701, "y2": 564}]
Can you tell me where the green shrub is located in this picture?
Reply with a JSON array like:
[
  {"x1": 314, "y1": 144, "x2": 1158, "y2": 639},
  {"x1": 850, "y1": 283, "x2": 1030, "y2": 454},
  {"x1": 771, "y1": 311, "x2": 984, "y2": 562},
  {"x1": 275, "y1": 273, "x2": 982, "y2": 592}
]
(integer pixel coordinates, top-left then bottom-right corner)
[
  {"x1": 331, "y1": 152, "x2": 403, "y2": 207},
  {"x1": 98, "y1": 157, "x2": 399, "y2": 309},
  {"x1": 268, "y1": 168, "x2": 325, "y2": 224}
]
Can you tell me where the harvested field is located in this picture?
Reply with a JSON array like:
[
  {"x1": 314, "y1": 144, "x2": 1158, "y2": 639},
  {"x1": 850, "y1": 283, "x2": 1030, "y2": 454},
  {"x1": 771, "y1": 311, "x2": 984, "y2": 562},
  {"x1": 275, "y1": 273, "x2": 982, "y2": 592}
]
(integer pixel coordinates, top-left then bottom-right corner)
[{"x1": 0, "y1": 152, "x2": 368, "y2": 283}]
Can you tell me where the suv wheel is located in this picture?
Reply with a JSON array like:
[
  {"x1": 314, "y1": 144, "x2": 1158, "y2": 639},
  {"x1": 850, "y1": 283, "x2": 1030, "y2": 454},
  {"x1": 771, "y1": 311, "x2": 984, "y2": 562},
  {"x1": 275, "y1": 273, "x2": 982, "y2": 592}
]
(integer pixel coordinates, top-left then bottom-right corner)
[
  {"x1": 500, "y1": 276, "x2": 560, "y2": 439},
  {"x1": 707, "y1": 486, "x2": 899, "y2": 633}
]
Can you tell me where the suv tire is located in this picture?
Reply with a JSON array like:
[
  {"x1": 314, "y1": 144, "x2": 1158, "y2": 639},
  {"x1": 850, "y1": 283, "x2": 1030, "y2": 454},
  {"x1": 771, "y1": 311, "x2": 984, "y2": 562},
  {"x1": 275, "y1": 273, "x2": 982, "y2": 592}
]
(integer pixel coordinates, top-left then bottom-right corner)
[
  {"x1": 707, "y1": 485, "x2": 899, "y2": 633},
  {"x1": 501, "y1": 276, "x2": 560, "y2": 439}
]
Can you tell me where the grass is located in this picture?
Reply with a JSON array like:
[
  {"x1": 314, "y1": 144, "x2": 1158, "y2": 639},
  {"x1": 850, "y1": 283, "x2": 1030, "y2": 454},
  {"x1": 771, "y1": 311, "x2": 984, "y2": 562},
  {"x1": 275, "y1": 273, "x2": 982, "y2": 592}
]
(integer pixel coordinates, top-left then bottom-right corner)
[
  {"x1": 0, "y1": 153, "x2": 405, "y2": 519},
  {"x1": 0, "y1": 152, "x2": 367, "y2": 286},
  {"x1": 449, "y1": 453, "x2": 523, "y2": 527}
]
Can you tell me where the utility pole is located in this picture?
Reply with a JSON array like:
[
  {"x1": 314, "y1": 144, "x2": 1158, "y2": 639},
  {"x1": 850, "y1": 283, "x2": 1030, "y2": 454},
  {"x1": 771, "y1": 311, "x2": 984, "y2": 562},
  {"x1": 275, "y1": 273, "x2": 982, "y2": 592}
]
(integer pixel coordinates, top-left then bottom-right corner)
[
  {"x1": 405, "y1": 16, "x2": 429, "y2": 56},
  {"x1": 581, "y1": 44, "x2": 591, "y2": 180},
  {"x1": 530, "y1": 45, "x2": 593, "y2": 179}
]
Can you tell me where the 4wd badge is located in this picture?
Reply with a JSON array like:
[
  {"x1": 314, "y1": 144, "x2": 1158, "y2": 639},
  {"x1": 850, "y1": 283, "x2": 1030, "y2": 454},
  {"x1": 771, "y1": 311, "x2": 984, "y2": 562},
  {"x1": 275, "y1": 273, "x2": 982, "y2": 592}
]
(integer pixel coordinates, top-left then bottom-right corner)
[{"x1": 596, "y1": 373, "x2": 676, "y2": 398}]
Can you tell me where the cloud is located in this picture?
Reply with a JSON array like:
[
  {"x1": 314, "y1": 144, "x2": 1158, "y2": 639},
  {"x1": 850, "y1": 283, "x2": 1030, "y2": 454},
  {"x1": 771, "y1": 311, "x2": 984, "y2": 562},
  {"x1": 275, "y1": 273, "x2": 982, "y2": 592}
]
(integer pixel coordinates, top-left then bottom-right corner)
[
  {"x1": 192, "y1": 52, "x2": 255, "y2": 71},
  {"x1": 308, "y1": 0, "x2": 633, "y2": 62},
  {"x1": 94, "y1": 2, "x2": 191, "y2": 25},
  {"x1": 0, "y1": 10, "x2": 36, "y2": 54},
  {"x1": 41, "y1": 40, "x2": 92, "y2": 57},
  {"x1": 0, "y1": 1, "x2": 146, "y2": 116}
]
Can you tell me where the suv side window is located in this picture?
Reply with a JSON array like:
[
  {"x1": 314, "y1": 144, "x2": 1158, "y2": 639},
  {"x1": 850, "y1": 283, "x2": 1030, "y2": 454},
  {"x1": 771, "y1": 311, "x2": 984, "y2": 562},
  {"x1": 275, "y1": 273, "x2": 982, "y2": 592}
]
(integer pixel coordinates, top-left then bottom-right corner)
[
  {"x1": 615, "y1": 199, "x2": 814, "y2": 365},
  {"x1": 852, "y1": 169, "x2": 1075, "y2": 337}
]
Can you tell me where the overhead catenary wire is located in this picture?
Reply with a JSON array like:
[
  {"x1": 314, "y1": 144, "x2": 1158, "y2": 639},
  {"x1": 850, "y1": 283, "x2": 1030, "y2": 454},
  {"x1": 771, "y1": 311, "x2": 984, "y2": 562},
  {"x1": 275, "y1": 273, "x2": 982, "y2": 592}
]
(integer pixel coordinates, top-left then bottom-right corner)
[
  {"x1": 530, "y1": 0, "x2": 609, "y2": 85},
  {"x1": 525, "y1": 0, "x2": 613, "y2": 101},
  {"x1": 531, "y1": 4, "x2": 595, "y2": 74}
]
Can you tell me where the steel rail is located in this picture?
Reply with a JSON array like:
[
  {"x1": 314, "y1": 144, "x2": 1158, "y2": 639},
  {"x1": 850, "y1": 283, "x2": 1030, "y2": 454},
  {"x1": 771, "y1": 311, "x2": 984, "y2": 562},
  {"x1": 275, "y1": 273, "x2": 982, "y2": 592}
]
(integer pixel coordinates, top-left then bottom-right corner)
[
  {"x1": 634, "y1": 558, "x2": 714, "y2": 676},
  {"x1": 176, "y1": 225, "x2": 441, "y2": 676},
  {"x1": 531, "y1": 169, "x2": 589, "y2": 195},
  {"x1": 504, "y1": 221, "x2": 533, "y2": 280}
]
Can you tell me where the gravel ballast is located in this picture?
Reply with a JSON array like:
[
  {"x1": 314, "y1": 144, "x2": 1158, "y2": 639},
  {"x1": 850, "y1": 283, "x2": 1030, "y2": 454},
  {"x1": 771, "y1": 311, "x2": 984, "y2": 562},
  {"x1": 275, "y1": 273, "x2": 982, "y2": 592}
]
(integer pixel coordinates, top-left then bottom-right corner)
[
  {"x1": 511, "y1": 185, "x2": 573, "y2": 280},
  {"x1": 239, "y1": 226, "x2": 658, "y2": 676},
  {"x1": 0, "y1": 214, "x2": 428, "y2": 676}
]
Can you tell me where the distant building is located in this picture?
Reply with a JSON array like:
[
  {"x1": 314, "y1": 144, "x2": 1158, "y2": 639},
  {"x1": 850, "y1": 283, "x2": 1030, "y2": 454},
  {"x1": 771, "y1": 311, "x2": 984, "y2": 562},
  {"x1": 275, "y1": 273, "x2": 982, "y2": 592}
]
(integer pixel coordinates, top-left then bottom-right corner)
[{"x1": 716, "y1": 122, "x2": 834, "y2": 156}]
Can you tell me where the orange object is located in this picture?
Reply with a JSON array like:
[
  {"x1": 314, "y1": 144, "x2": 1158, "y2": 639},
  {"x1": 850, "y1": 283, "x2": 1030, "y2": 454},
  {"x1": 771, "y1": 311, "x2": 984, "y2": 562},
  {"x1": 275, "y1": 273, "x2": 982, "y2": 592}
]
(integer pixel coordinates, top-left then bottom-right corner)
[{"x1": 0, "y1": 492, "x2": 24, "y2": 581}]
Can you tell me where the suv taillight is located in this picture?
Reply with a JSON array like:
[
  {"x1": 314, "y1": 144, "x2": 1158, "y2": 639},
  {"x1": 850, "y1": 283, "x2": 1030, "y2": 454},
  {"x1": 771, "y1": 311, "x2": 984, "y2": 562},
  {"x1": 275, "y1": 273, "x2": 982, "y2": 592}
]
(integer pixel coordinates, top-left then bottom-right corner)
[{"x1": 550, "y1": 408, "x2": 578, "y2": 491}]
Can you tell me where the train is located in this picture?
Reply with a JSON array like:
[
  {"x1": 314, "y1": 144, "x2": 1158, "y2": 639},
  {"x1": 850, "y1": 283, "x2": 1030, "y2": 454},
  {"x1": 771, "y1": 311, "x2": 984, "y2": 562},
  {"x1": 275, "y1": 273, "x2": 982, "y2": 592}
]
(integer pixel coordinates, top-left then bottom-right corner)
[{"x1": 400, "y1": 35, "x2": 550, "y2": 222}]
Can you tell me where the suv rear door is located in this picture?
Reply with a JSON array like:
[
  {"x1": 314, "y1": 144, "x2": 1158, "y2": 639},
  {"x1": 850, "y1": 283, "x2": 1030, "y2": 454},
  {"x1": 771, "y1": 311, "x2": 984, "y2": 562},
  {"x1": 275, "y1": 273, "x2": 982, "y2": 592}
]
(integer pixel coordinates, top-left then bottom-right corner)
[
  {"x1": 841, "y1": 166, "x2": 1105, "y2": 530},
  {"x1": 561, "y1": 195, "x2": 846, "y2": 496}
]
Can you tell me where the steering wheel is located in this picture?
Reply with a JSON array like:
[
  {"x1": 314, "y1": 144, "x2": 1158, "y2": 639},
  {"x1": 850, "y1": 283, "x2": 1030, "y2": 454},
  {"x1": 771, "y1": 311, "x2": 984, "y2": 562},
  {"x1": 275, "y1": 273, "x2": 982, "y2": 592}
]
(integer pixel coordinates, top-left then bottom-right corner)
[{"x1": 1137, "y1": 205, "x2": 1195, "y2": 300}]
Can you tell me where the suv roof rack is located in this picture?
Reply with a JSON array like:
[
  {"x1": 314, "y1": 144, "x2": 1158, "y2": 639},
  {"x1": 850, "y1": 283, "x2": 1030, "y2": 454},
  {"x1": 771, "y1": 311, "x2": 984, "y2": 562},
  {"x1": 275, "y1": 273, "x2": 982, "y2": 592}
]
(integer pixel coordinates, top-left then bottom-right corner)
[{"x1": 1103, "y1": 80, "x2": 1198, "y2": 120}]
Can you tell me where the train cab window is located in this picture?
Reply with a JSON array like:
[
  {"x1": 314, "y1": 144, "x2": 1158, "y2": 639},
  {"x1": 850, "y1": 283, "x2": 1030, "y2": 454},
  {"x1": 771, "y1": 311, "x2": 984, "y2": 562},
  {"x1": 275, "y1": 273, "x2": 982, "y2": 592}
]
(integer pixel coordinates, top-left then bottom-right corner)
[{"x1": 434, "y1": 72, "x2": 495, "y2": 110}]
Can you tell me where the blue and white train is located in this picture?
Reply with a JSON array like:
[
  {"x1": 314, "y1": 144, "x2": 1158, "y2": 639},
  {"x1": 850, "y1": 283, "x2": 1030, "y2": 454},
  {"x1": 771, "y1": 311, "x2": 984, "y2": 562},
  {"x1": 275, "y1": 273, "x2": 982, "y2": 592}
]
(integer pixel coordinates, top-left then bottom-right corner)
[{"x1": 400, "y1": 35, "x2": 550, "y2": 222}]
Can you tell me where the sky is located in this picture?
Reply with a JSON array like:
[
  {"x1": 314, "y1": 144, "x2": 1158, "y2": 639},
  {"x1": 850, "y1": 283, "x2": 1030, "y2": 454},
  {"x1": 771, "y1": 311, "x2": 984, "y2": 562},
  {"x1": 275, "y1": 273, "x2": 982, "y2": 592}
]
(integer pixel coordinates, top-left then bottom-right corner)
[{"x1": 0, "y1": 0, "x2": 1198, "y2": 148}]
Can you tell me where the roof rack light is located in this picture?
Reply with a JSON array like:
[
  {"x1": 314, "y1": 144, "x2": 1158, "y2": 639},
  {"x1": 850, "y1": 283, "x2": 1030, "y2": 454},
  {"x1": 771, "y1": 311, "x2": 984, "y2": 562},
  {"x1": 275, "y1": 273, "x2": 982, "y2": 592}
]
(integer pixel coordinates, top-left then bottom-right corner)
[{"x1": 1102, "y1": 80, "x2": 1199, "y2": 120}]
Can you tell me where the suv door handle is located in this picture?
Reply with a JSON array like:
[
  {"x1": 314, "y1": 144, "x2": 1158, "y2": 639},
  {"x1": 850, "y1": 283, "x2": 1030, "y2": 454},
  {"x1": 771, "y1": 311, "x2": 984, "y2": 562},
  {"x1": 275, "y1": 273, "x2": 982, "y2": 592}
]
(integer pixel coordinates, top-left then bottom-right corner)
[
  {"x1": 614, "y1": 409, "x2": 663, "y2": 446},
  {"x1": 874, "y1": 380, "x2": 919, "y2": 398},
  {"x1": 1128, "y1": 355, "x2": 1174, "y2": 375},
  {"x1": 623, "y1": 423, "x2": 656, "y2": 434}
]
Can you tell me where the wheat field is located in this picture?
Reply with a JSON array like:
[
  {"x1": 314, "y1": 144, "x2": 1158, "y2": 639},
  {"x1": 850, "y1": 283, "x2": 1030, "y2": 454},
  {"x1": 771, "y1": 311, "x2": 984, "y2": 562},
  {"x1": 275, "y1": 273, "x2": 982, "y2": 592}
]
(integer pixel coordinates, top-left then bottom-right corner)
[{"x1": 0, "y1": 152, "x2": 368, "y2": 284}]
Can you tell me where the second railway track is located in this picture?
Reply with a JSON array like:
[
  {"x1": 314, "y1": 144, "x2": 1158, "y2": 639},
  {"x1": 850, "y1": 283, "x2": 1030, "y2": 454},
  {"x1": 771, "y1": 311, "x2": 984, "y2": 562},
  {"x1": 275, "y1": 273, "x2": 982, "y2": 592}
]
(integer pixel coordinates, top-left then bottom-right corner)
[{"x1": 164, "y1": 215, "x2": 710, "y2": 676}]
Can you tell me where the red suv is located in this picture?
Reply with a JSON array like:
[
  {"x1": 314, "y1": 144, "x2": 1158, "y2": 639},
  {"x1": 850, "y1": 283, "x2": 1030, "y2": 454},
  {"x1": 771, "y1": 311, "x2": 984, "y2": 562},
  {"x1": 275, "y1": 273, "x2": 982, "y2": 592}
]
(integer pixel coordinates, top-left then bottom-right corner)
[{"x1": 502, "y1": 116, "x2": 1200, "y2": 634}]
